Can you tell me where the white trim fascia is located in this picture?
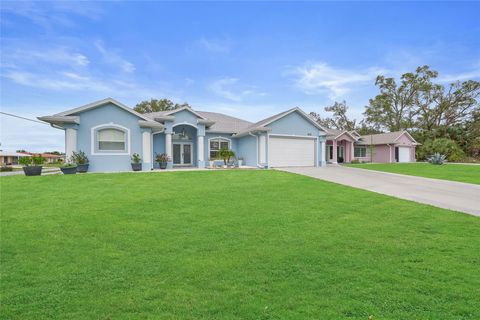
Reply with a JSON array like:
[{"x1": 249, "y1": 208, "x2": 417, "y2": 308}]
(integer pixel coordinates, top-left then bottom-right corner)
[
  {"x1": 55, "y1": 97, "x2": 151, "y2": 121},
  {"x1": 90, "y1": 123, "x2": 131, "y2": 156},
  {"x1": 172, "y1": 122, "x2": 198, "y2": 129},
  {"x1": 268, "y1": 133, "x2": 318, "y2": 139},
  {"x1": 259, "y1": 108, "x2": 329, "y2": 133},
  {"x1": 37, "y1": 115, "x2": 80, "y2": 124},
  {"x1": 138, "y1": 120, "x2": 164, "y2": 130},
  {"x1": 161, "y1": 106, "x2": 208, "y2": 120},
  {"x1": 334, "y1": 130, "x2": 359, "y2": 141},
  {"x1": 393, "y1": 130, "x2": 418, "y2": 144}
]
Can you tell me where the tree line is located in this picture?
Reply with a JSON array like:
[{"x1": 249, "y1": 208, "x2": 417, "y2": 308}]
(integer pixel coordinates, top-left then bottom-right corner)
[
  {"x1": 134, "y1": 65, "x2": 480, "y2": 161},
  {"x1": 310, "y1": 66, "x2": 480, "y2": 161}
]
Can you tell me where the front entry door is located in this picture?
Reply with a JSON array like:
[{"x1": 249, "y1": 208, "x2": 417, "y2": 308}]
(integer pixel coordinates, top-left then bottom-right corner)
[{"x1": 173, "y1": 143, "x2": 192, "y2": 165}]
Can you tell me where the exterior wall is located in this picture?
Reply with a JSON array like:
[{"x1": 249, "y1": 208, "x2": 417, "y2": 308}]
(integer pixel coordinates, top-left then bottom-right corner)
[
  {"x1": 372, "y1": 145, "x2": 393, "y2": 163},
  {"x1": 266, "y1": 111, "x2": 320, "y2": 136},
  {"x1": 395, "y1": 133, "x2": 415, "y2": 146},
  {"x1": 152, "y1": 132, "x2": 166, "y2": 168},
  {"x1": 75, "y1": 103, "x2": 147, "y2": 172},
  {"x1": 236, "y1": 135, "x2": 258, "y2": 167}
]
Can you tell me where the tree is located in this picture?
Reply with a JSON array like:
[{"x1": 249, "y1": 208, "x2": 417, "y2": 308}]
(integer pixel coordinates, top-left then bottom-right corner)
[
  {"x1": 310, "y1": 100, "x2": 357, "y2": 130},
  {"x1": 134, "y1": 98, "x2": 191, "y2": 114},
  {"x1": 363, "y1": 65, "x2": 438, "y2": 131}
]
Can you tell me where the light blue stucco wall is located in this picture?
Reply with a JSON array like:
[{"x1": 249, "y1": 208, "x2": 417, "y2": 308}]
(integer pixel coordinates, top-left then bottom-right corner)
[
  {"x1": 152, "y1": 132, "x2": 165, "y2": 169},
  {"x1": 236, "y1": 135, "x2": 258, "y2": 167},
  {"x1": 75, "y1": 103, "x2": 147, "y2": 172},
  {"x1": 266, "y1": 111, "x2": 321, "y2": 136}
]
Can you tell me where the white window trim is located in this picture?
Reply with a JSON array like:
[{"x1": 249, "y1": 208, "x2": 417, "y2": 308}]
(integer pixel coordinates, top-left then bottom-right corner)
[
  {"x1": 354, "y1": 146, "x2": 367, "y2": 158},
  {"x1": 91, "y1": 123, "x2": 131, "y2": 155},
  {"x1": 208, "y1": 136, "x2": 232, "y2": 159}
]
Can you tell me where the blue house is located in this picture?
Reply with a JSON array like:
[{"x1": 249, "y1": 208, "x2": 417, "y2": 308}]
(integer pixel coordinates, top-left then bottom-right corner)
[{"x1": 39, "y1": 98, "x2": 328, "y2": 172}]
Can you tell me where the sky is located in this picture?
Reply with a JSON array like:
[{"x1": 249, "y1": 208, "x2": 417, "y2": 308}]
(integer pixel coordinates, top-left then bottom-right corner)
[{"x1": 1, "y1": 1, "x2": 479, "y2": 152}]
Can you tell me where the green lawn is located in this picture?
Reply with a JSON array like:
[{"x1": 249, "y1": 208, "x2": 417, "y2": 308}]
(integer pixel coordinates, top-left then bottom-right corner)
[
  {"x1": 1, "y1": 171, "x2": 479, "y2": 319},
  {"x1": 346, "y1": 162, "x2": 480, "y2": 185}
]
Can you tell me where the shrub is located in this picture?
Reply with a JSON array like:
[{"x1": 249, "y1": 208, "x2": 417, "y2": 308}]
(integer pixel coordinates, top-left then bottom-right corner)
[
  {"x1": 219, "y1": 148, "x2": 235, "y2": 165},
  {"x1": 427, "y1": 153, "x2": 447, "y2": 165},
  {"x1": 351, "y1": 159, "x2": 360, "y2": 164},
  {"x1": 31, "y1": 155, "x2": 45, "y2": 165},
  {"x1": 131, "y1": 153, "x2": 142, "y2": 164},
  {"x1": 417, "y1": 138, "x2": 465, "y2": 162},
  {"x1": 19, "y1": 157, "x2": 33, "y2": 166},
  {"x1": 71, "y1": 151, "x2": 89, "y2": 165},
  {"x1": 0, "y1": 166, "x2": 13, "y2": 172},
  {"x1": 155, "y1": 153, "x2": 170, "y2": 163}
]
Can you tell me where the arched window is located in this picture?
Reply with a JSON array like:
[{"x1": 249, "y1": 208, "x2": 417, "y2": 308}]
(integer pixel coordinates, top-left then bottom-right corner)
[
  {"x1": 209, "y1": 138, "x2": 230, "y2": 159},
  {"x1": 97, "y1": 128, "x2": 126, "y2": 151}
]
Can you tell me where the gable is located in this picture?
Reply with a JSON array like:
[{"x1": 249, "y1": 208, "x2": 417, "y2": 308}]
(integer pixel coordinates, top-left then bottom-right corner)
[
  {"x1": 335, "y1": 132, "x2": 355, "y2": 142},
  {"x1": 172, "y1": 109, "x2": 202, "y2": 126},
  {"x1": 395, "y1": 132, "x2": 416, "y2": 145},
  {"x1": 266, "y1": 110, "x2": 321, "y2": 136}
]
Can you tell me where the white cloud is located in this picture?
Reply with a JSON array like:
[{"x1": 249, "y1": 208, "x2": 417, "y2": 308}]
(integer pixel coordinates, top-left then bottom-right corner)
[
  {"x1": 4, "y1": 47, "x2": 89, "y2": 67},
  {"x1": 94, "y1": 40, "x2": 135, "y2": 73},
  {"x1": 289, "y1": 62, "x2": 386, "y2": 99},
  {"x1": 208, "y1": 78, "x2": 242, "y2": 101},
  {"x1": 207, "y1": 77, "x2": 266, "y2": 102},
  {"x1": 438, "y1": 63, "x2": 480, "y2": 83},
  {"x1": 196, "y1": 37, "x2": 232, "y2": 53},
  {"x1": 1, "y1": 1, "x2": 103, "y2": 29}
]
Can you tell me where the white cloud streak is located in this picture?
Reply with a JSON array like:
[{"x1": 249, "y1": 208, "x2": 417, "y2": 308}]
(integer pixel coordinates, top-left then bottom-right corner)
[
  {"x1": 289, "y1": 62, "x2": 386, "y2": 99},
  {"x1": 94, "y1": 40, "x2": 135, "y2": 73}
]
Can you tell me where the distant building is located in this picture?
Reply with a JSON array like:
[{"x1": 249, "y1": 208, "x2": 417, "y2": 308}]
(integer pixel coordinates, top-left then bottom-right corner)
[{"x1": 0, "y1": 151, "x2": 31, "y2": 166}]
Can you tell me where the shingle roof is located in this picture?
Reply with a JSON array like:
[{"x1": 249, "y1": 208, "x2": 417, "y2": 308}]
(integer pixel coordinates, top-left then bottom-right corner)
[
  {"x1": 196, "y1": 111, "x2": 253, "y2": 133},
  {"x1": 357, "y1": 131, "x2": 415, "y2": 145}
]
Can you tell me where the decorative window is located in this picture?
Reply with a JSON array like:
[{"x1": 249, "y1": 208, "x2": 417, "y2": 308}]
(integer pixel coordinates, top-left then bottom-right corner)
[
  {"x1": 354, "y1": 146, "x2": 367, "y2": 158},
  {"x1": 209, "y1": 138, "x2": 230, "y2": 159},
  {"x1": 98, "y1": 128, "x2": 126, "y2": 151}
]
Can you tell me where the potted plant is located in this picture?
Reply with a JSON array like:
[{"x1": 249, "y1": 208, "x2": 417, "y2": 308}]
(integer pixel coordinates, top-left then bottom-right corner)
[
  {"x1": 72, "y1": 151, "x2": 89, "y2": 173},
  {"x1": 208, "y1": 157, "x2": 215, "y2": 168},
  {"x1": 60, "y1": 163, "x2": 77, "y2": 175},
  {"x1": 131, "y1": 153, "x2": 142, "y2": 171},
  {"x1": 20, "y1": 155, "x2": 45, "y2": 176},
  {"x1": 237, "y1": 157, "x2": 244, "y2": 167},
  {"x1": 155, "y1": 153, "x2": 170, "y2": 169},
  {"x1": 219, "y1": 148, "x2": 235, "y2": 168}
]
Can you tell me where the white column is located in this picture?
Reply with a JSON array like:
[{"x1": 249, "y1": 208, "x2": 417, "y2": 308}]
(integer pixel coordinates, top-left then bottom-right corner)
[
  {"x1": 142, "y1": 131, "x2": 152, "y2": 170},
  {"x1": 320, "y1": 140, "x2": 326, "y2": 166},
  {"x1": 351, "y1": 141, "x2": 355, "y2": 162},
  {"x1": 259, "y1": 135, "x2": 266, "y2": 164},
  {"x1": 197, "y1": 135, "x2": 205, "y2": 168},
  {"x1": 65, "y1": 128, "x2": 77, "y2": 162},
  {"x1": 165, "y1": 133, "x2": 172, "y2": 168},
  {"x1": 332, "y1": 139, "x2": 338, "y2": 164}
]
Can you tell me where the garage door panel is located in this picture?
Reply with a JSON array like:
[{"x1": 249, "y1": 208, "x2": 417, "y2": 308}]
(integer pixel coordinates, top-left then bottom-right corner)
[
  {"x1": 398, "y1": 147, "x2": 411, "y2": 163},
  {"x1": 269, "y1": 136, "x2": 315, "y2": 167}
]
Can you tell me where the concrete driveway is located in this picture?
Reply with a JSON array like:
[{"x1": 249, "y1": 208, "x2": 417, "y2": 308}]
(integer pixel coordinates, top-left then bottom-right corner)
[{"x1": 277, "y1": 165, "x2": 480, "y2": 217}]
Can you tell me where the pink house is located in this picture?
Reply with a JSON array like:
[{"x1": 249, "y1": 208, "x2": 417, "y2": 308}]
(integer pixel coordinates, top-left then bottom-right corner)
[{"x1": 325, "y1": 129, "x2": 419, "y2": 163}]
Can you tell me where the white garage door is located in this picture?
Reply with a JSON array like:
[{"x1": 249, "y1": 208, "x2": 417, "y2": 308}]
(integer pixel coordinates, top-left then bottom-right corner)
[
  {"x1": 269, "y1": 136, "x2": 316, "y2": 167},
  {"x1": 398, "y1": 147, "x2": 411, "y2": 162}
]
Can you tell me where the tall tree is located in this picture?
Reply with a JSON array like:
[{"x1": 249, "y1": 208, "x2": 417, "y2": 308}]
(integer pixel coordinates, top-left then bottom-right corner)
[
  {"x1": 310, "y1": 100, "x2": 357, "y2": 130},
  {"x1": 134, "y1": 98, "x2": 190, "y2": 114},
  {"x1": 363, "y1": 65, "x2": 438, "y2": 131}
]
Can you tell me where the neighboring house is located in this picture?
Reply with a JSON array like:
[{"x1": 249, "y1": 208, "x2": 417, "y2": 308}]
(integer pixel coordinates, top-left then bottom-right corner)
[
  {"x1": 325, "y1": 129, "x2": 419, "y2": 163},
  {"x1": 38, "y1": 98, "x2": 329, "y2": 172},
  {"x1": 0, "y1": 151, "x2": 31, "y2": 166}
]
